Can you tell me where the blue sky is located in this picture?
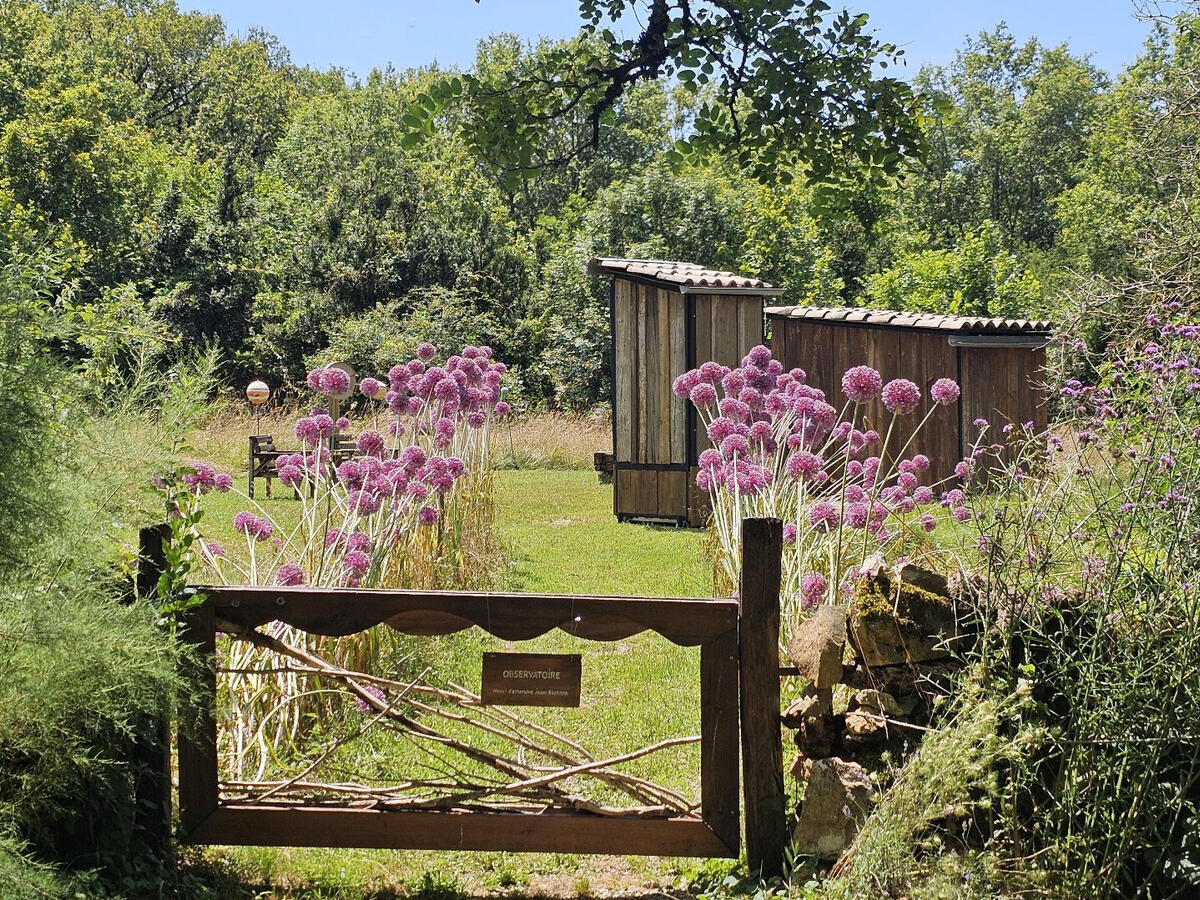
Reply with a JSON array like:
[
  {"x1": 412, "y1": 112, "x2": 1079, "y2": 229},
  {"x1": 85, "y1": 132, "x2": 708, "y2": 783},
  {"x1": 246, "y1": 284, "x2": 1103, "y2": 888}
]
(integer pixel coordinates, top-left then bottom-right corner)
[{"x1": 183, "y1": 1, "x2": 1155, "y2": 80}]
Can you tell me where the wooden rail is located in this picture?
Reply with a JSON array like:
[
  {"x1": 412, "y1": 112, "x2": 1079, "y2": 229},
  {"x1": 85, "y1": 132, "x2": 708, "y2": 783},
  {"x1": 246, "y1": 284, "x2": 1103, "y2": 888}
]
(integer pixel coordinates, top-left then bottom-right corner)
[{"x1": 175, "y1": 517, "x2": 785, "y2": 871}]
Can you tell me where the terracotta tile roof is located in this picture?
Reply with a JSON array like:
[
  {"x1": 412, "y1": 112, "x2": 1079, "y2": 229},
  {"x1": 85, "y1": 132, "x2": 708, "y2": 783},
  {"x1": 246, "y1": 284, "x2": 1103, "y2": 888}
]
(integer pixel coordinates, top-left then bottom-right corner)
[
  {"x1": 588, "y1": 257, "x2": 784, "y2": 293},
  {"x1": 764, "y1": 304, "x2": 1053, "y2": 335}
]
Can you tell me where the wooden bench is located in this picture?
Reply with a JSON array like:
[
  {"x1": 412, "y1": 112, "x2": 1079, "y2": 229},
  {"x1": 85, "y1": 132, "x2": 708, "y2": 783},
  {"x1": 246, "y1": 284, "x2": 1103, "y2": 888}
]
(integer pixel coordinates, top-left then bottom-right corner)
[
  {"x1": 248, "y1": 433, "x2": 359, "y2": 499},
  {"x1": 248, "y1": 435, "x2": 285, "y2": 499}
]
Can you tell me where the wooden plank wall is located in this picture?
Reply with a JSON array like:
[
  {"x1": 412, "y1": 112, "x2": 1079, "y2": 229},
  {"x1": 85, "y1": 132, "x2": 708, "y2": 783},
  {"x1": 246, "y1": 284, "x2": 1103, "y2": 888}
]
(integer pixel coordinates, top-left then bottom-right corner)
[
  {"x1": 960, "y1": 345, "x2": 1048, "y2": 463},
  {"x1": 687, "y1": 295, "x2": 764, "y2": 525},
  {"x1": 769, "y1": 319, "x2": 963, "y2": 481},
  {"x1": 613, "y1": 279, "x2": 688, "y2": 519}
]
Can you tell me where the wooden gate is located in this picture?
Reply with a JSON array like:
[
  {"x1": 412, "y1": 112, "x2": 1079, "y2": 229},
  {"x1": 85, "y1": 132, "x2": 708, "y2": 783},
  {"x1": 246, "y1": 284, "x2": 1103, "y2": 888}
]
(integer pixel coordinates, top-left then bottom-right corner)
[{"x1": 176, "y1": 519, "x2": 785, "y2": 873}]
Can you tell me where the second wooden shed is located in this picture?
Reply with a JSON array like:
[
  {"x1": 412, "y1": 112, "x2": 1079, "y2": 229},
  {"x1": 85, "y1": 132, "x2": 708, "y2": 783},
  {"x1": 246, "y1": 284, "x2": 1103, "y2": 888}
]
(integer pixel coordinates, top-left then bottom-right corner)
[
  {"x1": 591, "y1": 258, "x2": 784, "y2": 525},
  {"x1": 766, "y1": 305, "x2": 1053, "y2": 479}
]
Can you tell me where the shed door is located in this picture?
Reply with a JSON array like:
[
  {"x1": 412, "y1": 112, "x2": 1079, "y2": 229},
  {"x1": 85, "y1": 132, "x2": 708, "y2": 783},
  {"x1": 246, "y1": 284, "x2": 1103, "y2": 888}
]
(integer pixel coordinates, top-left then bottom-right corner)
[{"x1": 612, "y1": 279, "x2": 688, "y2": 518}]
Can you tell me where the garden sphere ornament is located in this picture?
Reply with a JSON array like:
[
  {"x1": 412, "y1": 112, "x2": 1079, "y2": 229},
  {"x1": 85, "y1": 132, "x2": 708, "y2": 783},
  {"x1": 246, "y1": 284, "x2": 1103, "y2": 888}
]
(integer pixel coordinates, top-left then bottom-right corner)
[
  {"x1": 246, "y1": 379, "x2": 270, "y2": 434},
  {"x1": 246, "y1": 380, "x2": 270, "y2": 405}
]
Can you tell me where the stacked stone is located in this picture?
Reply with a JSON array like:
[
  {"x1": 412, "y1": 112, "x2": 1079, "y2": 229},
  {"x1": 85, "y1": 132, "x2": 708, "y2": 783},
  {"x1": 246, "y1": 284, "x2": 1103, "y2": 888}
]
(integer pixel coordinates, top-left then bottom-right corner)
[{"x1": 782, "y1": 568, "x2": 971, "y2": 860}]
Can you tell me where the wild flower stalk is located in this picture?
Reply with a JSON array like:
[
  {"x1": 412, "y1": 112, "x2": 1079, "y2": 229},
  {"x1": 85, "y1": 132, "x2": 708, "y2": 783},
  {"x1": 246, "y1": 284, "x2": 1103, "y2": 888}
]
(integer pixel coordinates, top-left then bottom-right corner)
[{"x1": 676, "y1": 345, "x2": 972, "y2": 639}]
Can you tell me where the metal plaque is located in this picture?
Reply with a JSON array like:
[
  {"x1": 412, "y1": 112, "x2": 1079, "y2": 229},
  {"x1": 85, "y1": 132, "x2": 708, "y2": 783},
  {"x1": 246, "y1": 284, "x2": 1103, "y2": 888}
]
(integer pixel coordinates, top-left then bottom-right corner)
[{"x1": 480, "y1": 652, "x2": 582, "y2": 707}]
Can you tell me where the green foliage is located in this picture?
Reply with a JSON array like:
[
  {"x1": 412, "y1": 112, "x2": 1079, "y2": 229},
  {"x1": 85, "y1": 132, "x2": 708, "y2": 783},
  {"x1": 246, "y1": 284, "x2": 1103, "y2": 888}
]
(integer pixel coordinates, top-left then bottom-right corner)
[
  {"x1": 863, "y1": 221, "x2": 1043, "y2": 317},
  {"x1": 438, "y1": 1, "x2": 925, "y2": 197}
]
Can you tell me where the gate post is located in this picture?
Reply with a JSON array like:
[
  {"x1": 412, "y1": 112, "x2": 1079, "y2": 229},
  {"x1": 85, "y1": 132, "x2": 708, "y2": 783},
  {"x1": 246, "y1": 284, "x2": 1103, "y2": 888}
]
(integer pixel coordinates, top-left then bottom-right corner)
[{"x1": 738, "y1": 517, "x2": 785, "y2": 878}]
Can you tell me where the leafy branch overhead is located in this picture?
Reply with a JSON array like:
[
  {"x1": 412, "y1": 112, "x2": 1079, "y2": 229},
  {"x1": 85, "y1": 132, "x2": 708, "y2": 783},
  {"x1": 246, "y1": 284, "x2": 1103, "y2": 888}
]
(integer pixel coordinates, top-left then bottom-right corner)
[{"x1": 406, "y1": 0, "x2": 927, "y2": 188}]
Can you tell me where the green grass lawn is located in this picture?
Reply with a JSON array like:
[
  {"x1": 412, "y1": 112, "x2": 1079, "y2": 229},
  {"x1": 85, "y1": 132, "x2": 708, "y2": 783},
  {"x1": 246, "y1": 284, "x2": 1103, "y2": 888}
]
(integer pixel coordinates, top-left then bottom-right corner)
[{"x1": 197, "y1": 469, "x2": 720, "y2": 898}]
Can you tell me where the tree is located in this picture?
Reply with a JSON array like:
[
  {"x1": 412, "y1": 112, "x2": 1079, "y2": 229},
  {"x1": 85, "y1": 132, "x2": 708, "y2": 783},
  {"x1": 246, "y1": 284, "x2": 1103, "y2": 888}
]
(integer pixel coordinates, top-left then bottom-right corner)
[
  {"x1": 413, "y1": 0, "x2": 925, "y2": 194},
  {"x1": 903, "y1": 26, "x2": 1107, "y2": 250}
]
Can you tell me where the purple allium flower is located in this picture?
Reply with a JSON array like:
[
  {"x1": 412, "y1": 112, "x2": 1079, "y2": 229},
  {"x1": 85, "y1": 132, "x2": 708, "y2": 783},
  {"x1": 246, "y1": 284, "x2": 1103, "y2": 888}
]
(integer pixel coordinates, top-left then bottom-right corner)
[
  {"x1": 955, "y1": 460, "x2": 972, "y2": 479},
  {"x1": 344, "y1": 550, "x2": 370, "y2": 574},
  {"x1": 898, "y1": 471, "x2": 918, "y2": 493},
  {"x1": 952, "y1": 506, "x2": 972, "y2": 522},
  {"x1": 355, "y1": 683, "x2": 387, "y2": 713},
  {"x1": 418, "y1": 505, "x2": 440, "y2": 525},
  {"x1": 698, "y1": 448, "x2": 723, "y2": 469},
  {"x1": 909, "y1": 454, "x2": 930, "y2": 472},
  {"x1": 782, "y1": 524, "x2": 797, "y2": 545},
  {"x1": 336, "y1": 416, "x2": 350, "y2": 429},
  {"x1": 417, "y1": 342, "x2": 437, "y2": 361},
  {"x1": 465, "y1": 410, "x2": 485, "y2": 428},
  {"x1": 800, "y1": 572, "x2": 827, "y2": 611},
  {"x1": 845, "y1": 501, "x2": 870, "y2": 529},
  {"x1": 214, "y1": 473, "x2": 233, "y2": 492},
  {"x1": 808, "y1": 501, "x2": 840, "y2": 532},
  {"x1": 433, "y1": 417, "x2": 456, "y2": 449},
  {"x1": 698, "y1": 361, "x2": 725, "y2": 383},
  {"x1": 306, "y1": 369, "x2": 323, "y2": 391},
  {"x1": 202, "y1": 540, "x2": 227, "y2": 560},
  {"x1": 319, "y1": 367, "x2": 351, "y2": 396},
  {"x1": 707, "y1": 417, "x2": 736, "y2": 443},
  {"x1": 405, "y1": 481, "x2": 429, "y2": 501},
  {"x1": 673, "y1": 371, "x2": 699, "y2": 397},
  {"x1": 494, "y1": 401, "x2": 510, "y2": 416},
  {"x1": 973, "y1": 417, "x2": 989, "y2": 428},
  {"x1": 359, "y1": 377, "x2": 383, "y2": 398},
  {"x1": 278, "y1": 464, "x2": 303, "y2": 488},
  {"x1": 920, "y1": 514, "x2": 937, "y2": 532},
  {"x1": 881, "y1": 378, "x2": 921, "y2": 415},
  {"x1": 356, "y1": 430, "x2": 387, "y2": 458},
  {"x1": 690, "y1": 383, "x2": 718, "y2": 407},
  {"x1": 930, "y1": 378, "x2": 961, "y2": 405},
  {"x1": 399, "y1": 446, "x2": 427, "y2": 469},
  {"x1": 274, "y1": 563, "x2": 305, "y2": 586},
  {"x1": 913, "y1": 486, "x2": 934, "y2": 504},
  {"x1": 842, "y1": 365, "x2": 882, "y2": 403},
  {"x1": 786, "y1": 451, "x2": 824, "y2": 481},
  {"x1": 344, "y1": 531, "x2": 370, "y2": 553},
  {"x1": 346, "y1": 490, "x2": 382, "y2": 515},
  {"x1": 744, "y1": 345, "x2": 772, "y2": 368},
  {"x1": 720, "y1": 434, "x2": 750, "y2": 458},
  {"x1": 233, "y1": 511, "x2": 256, "y2": 533}
]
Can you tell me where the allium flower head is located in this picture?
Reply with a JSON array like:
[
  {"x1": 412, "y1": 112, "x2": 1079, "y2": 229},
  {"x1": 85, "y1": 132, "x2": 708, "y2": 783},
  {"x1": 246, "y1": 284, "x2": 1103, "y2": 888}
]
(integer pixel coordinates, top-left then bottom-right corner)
[
  {"x1": 800, "y1": 572, "x2": 827, "y2": 611},
  {"x1": 845, "y1": 501, "x2": 870, "y2": 529},
  {"x1": 931, "y1": 378, "x2": 960, "y2": 405},
  {"x1": 418, "y1": 505, "x2": 440, "y2": 525},
  {"x1": 881, "y1": 378, "x2": 921, "y2": 415},
  {"x1": 673, "y1": 371, "x2": 699, "y2": 397},
  {"x1": 842, "y1": 365, "x2": 882, "y2": 403},
  {"x1": 318, "y1": 367, "x2": 351, "y2": 396},
  {"x1": 203, "y1": 540, "x2": 227, "y2": 560},
  {"x1": 346, "y1": 490, "x2": 381, "y2": 515},
  {"x1": 214, "y1": 473, "x2": 233, "y2": 492},
  {"x1": 494, "y1": 401, "x2": 510, "y2": 416},
  {"x1": 355, "y1": 683, "x2": 387, "y2": 713},
  {"x1": 720, "y1": 434, "x2": 751, "y2": 458},
  {"x1": 785, "y1": 451, "x2": 823, "y2": 481},
  {"x1": 744, "y1": 345, "x2": 772, "y2": 368},
  {"x1": 356, "y1": 430, "x2": 387, "y2": 458},
  {"x1": 782, "y1": 524, "x2": 797, "y2": 545},
  {"x1": 306, "y1": 369, "x2": 323, "y2": 391},
  {"x1": 344, "y1": 550, "x2": 370, "y2": 574},
  {"x1": 808, "y1": 501, "x2": 840, "y2": 532},
  {"x1": 274, "y1": 564, "x2": 305, "y2": 586},
  {"x1": 417, "y1": 342, "x2": 437, "y2": 361}
]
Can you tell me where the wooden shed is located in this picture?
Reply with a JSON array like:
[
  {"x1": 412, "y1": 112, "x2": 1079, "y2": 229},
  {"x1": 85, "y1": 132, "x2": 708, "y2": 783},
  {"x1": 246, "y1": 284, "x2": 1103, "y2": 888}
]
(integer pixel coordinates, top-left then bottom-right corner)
[
  {"x1": 766, "y1": 305, "x2": 1053, "y2": 480},
  {"x1": 591, "y1": 258, "x2": 784, "y2": 525}
]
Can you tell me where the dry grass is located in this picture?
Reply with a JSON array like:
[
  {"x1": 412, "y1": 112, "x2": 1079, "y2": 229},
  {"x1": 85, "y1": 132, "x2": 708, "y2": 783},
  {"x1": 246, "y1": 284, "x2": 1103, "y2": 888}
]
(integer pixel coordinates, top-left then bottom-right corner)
[
  {"x1": 492, "y1": 411, "x2": 611, "y2": 470},
  {"x1": 186, "y1": 404, "x2": 612, "y2": 474}
]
